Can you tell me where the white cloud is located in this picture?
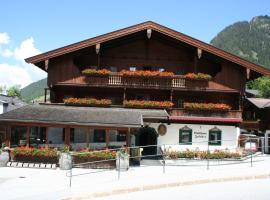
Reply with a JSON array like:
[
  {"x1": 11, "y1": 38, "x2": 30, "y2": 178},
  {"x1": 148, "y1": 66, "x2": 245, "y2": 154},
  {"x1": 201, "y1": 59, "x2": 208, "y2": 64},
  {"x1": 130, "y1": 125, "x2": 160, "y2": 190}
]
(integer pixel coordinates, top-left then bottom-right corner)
[
  {"x1": 0, "y1": 63, "x2": 32, "y2": 88},
  {"x1": 0, "y1": 36, "x2": 46, "y2": 88},
  {"x1": 0, "y1": 49, "x2": 13, "y2": 57},
  {"x1": 14, "y1": 37, "x2": 41, "y2": 61},
  {"x1": 0, "y1": 32, "x2": 10, "y2": 44}
]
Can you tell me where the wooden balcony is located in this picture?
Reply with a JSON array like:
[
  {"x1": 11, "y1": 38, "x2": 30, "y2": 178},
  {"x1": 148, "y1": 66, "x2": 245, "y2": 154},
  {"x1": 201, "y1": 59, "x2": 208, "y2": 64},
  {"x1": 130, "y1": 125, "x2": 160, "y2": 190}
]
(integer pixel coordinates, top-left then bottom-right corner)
[
  {"x1": 169, "y1": 108, "x2": 242, "y2": 119},
  {"x1": 241, "y1": 120, "x2": 261, "y2": 130},
  {"x1": 78, "y1": 74, "x2": 206, "y2": 89}
]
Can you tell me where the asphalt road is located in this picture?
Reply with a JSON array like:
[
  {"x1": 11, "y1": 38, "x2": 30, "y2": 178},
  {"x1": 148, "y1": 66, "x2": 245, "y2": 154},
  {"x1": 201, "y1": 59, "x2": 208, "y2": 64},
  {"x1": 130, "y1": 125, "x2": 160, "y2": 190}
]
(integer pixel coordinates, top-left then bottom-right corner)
[{"x1": 97, "y1": 179, "x2": 270, "y2": 200}]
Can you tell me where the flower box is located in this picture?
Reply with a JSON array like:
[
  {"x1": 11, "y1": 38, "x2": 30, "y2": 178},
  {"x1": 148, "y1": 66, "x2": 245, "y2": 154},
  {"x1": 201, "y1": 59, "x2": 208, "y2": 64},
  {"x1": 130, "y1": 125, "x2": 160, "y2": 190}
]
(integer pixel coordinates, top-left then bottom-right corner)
[
  {"x1": 123, "y1": 100, "x2": 174, "y2": 109},
  {"x1": 12, "y1": 147, "x2": 59, "y2": 164},
  {"x1": 165, "y1": 149, "x2": 244, "y2": 160},
  {"x1": 64, "y1": 98, "x2": 112, "y2": 107},
  {"x1": 120, "y1": 70, "x2": 174, "y2": 78},
  {"x1": 82, "y1": 68, "x2": 111, "y2": 76},
  {"x1": 184, "y1": 73, "x2": 212, "y2": 81},
  {"x1": 184, "y1": 103, "x2": 232, "y2": 111},
  {"x1": 72, "y1": 150, "x2": 116, "y2": 169}
]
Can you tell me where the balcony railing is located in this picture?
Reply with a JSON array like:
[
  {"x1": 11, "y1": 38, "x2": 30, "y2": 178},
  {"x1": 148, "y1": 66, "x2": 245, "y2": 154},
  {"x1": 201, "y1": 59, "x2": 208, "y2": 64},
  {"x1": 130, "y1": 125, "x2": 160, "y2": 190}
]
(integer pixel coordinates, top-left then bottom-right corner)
[
  {"x1": 81, "y1": 74, "x2": 204, "y2": 89},
  {"x1": 169, "y1": 108, "x2": 242, "y2": 119}
]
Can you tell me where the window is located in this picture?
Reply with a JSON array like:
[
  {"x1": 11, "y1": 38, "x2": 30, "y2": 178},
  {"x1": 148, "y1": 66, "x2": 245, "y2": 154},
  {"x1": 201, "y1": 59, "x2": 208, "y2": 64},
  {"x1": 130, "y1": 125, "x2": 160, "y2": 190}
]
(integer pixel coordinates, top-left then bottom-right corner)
[
  {"x1": 117, "y1": 130, "x2": 127, "y2": 142},
  {"x1": 129, "y1": 67, "x2": 136, "y2": 71},
  {"x1": 11, "y1": 126, "x2": 27, "y2": 147},
  {"x1": 30, "y1": 127, "x2": 46, "y2": 147},
  {"x1": 93, "y1": 129, "x2": 106, "y2": 143},
  {"x1": 209, "y1": 127, "x2": 222, "y2": 146},
  {"x1": 179, "y1": 126, "x2": 192, "y2": 145},
  {"x1": 159, "y1": 68, "x2": 165, "y2": 72},
  {"x1": 110, "y1": 66, "x2": 117, "y2": 72},
  {"x1": 177, "y1": 99, "x2": 184, "y2": 108}
]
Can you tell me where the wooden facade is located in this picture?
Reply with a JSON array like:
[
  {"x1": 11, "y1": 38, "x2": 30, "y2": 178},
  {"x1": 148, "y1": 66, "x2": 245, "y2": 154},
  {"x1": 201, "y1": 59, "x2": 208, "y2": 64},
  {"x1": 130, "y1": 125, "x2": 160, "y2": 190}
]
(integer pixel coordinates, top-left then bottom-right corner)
[{"x1": 1, "y1": 21, "x2": 270, "y2": 149}]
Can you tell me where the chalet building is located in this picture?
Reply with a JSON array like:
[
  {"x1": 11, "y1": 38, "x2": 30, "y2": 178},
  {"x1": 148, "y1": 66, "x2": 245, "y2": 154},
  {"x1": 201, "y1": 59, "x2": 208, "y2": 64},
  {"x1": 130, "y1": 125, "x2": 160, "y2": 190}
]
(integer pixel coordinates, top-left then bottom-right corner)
[{"x1": 0, "y1": 21, "x2": 270, "y2": 154}]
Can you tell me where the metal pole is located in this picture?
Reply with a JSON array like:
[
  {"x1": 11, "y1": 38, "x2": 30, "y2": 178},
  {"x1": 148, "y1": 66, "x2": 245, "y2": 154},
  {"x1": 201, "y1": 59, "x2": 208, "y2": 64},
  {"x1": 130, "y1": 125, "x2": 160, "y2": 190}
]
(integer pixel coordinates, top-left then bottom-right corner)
[
  {"x1": 250, "y1": 136, "x2": 253, "y2": 167},
  {"x1": 118, "y1": 157, "x2": 121, "y2": 180},
  {"x1": 207, "y1": 139, "x2": 210, "y2": 170},
  {"x1": 69, "y1": 168, "x2": 72, "y2": 187}
]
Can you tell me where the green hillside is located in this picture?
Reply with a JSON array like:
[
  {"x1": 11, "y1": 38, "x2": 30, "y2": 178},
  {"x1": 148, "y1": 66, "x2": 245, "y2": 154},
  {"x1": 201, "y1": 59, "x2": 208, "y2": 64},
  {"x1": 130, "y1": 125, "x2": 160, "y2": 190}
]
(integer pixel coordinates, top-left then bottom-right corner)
[
  {"x1": 20, "y1": 78, "x2": 48, "y2": 102},
  {"x1": 211, "y1": 15, "x2": 270, "y2": 69}
]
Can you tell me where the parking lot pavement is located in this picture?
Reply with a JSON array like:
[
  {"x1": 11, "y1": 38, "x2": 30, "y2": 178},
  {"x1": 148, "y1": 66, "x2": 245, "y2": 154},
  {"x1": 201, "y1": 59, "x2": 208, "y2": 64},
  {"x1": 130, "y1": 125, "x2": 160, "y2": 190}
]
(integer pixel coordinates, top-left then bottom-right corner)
[{"x1": 0, "y1": 155, "x2": 269, "y2": 200}]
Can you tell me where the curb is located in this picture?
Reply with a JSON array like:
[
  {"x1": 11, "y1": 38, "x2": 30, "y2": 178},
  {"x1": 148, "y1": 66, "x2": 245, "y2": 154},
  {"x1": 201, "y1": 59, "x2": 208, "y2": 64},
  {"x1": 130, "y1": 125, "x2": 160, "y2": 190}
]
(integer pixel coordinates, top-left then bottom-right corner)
[{"x1": 63, "y1": 173, "x2": 270, "y2": 200}]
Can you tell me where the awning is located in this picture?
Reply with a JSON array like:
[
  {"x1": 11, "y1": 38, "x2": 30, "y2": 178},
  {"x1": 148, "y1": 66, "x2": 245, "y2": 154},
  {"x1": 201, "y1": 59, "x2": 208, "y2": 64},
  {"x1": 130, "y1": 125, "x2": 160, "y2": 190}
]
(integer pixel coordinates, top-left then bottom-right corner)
[
  {"x1": 247, "y1": 98, "x2": 270, "y2": 109},
  {"x1": 169, "y1": 116, "x2": 242, "y2": 123},
  {"x1": 0, "y1": 104, "x2": 168, "y2": 128}
]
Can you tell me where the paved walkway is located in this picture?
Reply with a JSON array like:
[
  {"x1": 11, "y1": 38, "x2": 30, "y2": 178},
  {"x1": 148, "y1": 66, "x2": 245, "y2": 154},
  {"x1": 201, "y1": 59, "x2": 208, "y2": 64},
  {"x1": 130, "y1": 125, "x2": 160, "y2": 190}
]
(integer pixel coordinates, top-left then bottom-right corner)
[{"x1": 0, "y1": 155, "x2": 269, "y2": 200}]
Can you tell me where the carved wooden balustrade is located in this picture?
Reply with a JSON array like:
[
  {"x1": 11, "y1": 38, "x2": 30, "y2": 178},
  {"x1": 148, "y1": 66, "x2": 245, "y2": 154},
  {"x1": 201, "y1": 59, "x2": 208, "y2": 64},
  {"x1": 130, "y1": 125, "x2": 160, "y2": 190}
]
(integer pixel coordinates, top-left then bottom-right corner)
[{"x1": 82, "y1": 74, "x2": 192, "y2": 89}]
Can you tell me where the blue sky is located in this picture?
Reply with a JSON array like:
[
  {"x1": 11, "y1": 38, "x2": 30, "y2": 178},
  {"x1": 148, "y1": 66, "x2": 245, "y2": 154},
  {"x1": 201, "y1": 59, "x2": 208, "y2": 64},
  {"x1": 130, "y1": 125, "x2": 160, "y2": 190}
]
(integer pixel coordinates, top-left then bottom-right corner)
[{"x1": 0, "y1": 0, "x2": 269, "y2": 88}]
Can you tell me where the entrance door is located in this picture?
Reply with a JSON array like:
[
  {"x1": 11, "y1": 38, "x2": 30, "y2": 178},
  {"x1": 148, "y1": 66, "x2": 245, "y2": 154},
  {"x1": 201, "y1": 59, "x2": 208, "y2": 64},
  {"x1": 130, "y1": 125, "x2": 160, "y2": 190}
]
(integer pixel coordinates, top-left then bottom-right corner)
[{"x1": 137, "y1": 126, "x2": 157, "y2": 156}]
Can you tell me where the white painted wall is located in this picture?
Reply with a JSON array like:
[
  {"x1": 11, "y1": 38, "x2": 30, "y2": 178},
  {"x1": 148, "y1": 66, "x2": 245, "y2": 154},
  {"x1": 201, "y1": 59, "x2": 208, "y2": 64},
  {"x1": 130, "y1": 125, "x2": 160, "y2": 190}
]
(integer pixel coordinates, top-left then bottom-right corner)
[
  {"x1": 148, "y1": 123, "x2": 240, "y2": 152},
  {"x1": 0, "y1": 104, "x2": 3, "y2": 114}
]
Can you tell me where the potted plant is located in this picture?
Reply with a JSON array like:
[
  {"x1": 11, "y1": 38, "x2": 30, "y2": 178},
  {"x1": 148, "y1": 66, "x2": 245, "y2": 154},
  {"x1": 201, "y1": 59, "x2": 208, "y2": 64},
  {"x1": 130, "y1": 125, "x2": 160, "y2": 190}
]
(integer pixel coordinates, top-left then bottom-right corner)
[
  {"x1": 116, "y1": 147, "x2": 130, "y2": 171},
  {"x1": 184, "y1": 73, "x2": 212, "y2": 88},
  {"x1": 0, "y1": 146, "x2": 10, "y2": 167},
  {"x1": 59, "y1": 145, "x2": 72, "y2": 170}
]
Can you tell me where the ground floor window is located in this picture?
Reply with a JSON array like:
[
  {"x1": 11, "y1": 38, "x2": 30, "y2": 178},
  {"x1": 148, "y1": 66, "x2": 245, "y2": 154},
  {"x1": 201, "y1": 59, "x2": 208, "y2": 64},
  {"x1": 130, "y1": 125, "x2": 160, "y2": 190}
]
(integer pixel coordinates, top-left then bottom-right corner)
[
  {"x1": 179, "y1": 126, "x2": 192, "y2": 145},
  {"x1": 11, "y1": 126, "x2": 27, "y2": 147},
  {"x1": 48, "y1": 127, "x2": 64, "y2": 148},
  {"x1": 93, "y1": 129, "x2": 106, "y2": 143},
  {"x1": 70, "y1": 128, "x2": 87, "y2": 150},
  {"x1": 209, "y1": 127, "x2": 222, "y2": 146},
  {"x1": 109, "y1": 130, "x2": 127, "y2": 149},
  {"x1": 30, "y1": 127, "x2": 46, "y2": 147}
]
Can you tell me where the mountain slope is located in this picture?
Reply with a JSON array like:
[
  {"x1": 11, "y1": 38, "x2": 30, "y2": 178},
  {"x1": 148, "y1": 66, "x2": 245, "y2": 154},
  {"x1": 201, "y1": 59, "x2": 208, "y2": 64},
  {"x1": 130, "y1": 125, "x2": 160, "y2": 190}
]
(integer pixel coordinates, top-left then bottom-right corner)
[
  {"x1": 21, "y1": 78, "x2": 47, "y2": 102},
  {"x1": 211, "y1": 15, "x2": 270, "y2": 69}
]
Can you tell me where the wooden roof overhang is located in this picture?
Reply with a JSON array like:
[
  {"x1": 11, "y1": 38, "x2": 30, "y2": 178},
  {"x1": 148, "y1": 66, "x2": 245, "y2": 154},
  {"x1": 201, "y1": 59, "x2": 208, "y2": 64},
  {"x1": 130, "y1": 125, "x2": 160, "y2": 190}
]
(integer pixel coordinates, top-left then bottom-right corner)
[{"x1": 25, "y1": 21, "x2": 270, "y2": 76}]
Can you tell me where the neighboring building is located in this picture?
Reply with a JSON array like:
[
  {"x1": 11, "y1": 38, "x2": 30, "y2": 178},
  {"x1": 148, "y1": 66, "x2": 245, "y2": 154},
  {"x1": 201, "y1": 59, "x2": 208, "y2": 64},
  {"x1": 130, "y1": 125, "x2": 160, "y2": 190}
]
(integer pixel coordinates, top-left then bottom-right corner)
[
  {"x1": 0, "y1": 21, "x2": 270, "y2": 153},
  {"x1": 0, "y1": 95, "x2": 26, "y2": 114},
  {"x1": 0, "y1": 95, "x2": 26, "y2": 146}
]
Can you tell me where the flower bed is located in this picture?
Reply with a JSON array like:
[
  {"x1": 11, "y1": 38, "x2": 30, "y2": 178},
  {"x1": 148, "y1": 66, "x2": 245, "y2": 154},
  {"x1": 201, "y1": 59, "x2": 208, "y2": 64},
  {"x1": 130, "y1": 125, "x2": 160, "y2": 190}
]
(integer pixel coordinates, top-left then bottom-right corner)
[
  {"x1": 64, "y1": 98, "x2": 112, "y2": 106},
  {"x1": 165, "y1": 149, "x2": 244, "y2": 160},
  {"x1": 72, "y1": 149, "x2": 117, "y2": 169},
  {"x1": 184, "y1": 73, "x2": 212, "y2": 80},
  {"x1": 12, "y1": 147, "x2": 58, "y2": 164},
  {"x1": 120, "y1": 70, "x2": 174, "y2": 77},
  {"x1": 123, "y1": 100, "x2": 174, "y2": 109},
  {"x1": 184, "y1": 102, "x2": 232, "y2": 111},
  {"x1": 82, "y1": 68, "x2": 111, "y2": 76}
]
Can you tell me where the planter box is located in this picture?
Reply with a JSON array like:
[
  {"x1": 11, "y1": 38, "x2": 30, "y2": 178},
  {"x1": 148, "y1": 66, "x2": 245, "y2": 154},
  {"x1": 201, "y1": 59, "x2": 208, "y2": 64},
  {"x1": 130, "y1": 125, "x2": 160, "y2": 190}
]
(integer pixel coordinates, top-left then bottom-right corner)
[
  {"x1": 0, "y1": 152, "x2": 9, "y2": 167},
  {"x1": 59, "y1": 153, "x2": 72, "y2": 170},
  {"x1": 73, "y1": 155, "x2": 116, "y2": 169},
  {"x1": 13, "y1": 154, "x2": 58, "y2": 164}
]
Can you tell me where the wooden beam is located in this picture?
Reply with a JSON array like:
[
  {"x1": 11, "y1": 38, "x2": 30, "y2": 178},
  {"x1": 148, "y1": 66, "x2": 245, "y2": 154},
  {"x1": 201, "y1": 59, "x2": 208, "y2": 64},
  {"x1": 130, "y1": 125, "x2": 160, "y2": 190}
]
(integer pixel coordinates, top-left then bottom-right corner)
[
  {"x1": 44, "y1": 88, "x2": 47, "y2": 103},
  {"x1": 45, "y1": 59, "x2": 49, "y2": 71},
  {"x1": 26, "y1": 127, "x2": 30, "y2": 147},
  {"x1": 86, "y1": 128, "x2": 90, "y2": 149},
  {"x1": 126, "y1": 128, "x2": 131, "y2": 147},
  {"x1": 45, "y1": 127, "x2": 48, "y2": 148},
  {"x1": 6, "y1": 125, "x2": 11, "y2": 147},
  {"x1": 64, "y1": 127, "x2": 71, "y2": 146},
  {"x1": 105, "y1": 129, "x2": 110, "y2": 149}
]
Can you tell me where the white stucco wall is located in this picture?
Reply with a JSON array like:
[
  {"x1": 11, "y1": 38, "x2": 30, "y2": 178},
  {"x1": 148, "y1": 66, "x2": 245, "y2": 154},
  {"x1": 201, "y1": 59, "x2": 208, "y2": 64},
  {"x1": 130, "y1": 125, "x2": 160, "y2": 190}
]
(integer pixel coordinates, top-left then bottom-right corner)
[
  {"x1": 0, "y1": 104, "x2": 3, "y2": 114},
  {"x1": 148, "y1": 123, "x2": 240, "y2": 152}
]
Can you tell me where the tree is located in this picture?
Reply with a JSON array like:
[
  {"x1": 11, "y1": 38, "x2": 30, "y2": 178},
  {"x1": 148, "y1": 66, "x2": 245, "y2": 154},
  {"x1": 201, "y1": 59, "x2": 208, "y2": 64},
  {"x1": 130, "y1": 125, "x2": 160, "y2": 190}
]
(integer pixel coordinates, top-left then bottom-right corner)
[
  {"x1": 7, "y1": 85, "x2": 21, "y2": 97},
  {"x1": 0, "y1": 85, "x2": 6, "y2": 94},
  {"x1": 247, "y1": 76, "x2": 270, "y2": 98}
]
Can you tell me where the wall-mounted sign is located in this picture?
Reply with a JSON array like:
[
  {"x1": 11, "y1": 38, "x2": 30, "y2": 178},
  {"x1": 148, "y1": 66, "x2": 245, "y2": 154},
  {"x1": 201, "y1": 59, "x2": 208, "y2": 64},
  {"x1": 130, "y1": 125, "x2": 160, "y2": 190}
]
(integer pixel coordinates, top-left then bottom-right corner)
[
  {"x1": 158, "y1": 124, "x2": 167, "y2": 136},
  {"x1": 194, "y1": 132, "x2": 207, "y2": 139}
]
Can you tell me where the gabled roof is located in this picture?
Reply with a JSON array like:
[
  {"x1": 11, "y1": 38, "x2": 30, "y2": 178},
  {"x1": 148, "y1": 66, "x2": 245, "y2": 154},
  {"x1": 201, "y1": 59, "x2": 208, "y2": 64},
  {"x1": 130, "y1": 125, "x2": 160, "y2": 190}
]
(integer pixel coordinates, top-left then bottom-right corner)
[
  {"x1": 25, "y1": 21, "x2": 270, "y2": 76},
  {"x1": 0, "y1": 95, "x2": 27, "y2": 112}
]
